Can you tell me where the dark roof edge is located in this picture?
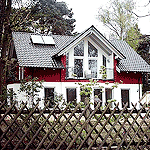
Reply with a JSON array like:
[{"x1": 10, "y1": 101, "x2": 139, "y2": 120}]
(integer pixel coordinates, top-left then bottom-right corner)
[
  {"x1": 54, "y1": 25, "x2": 126, "y2": 59},
  {"x1": 54, "y1": 26, "x2": 93, "y2": 57},
  {"x1": 91, "y1": 26, "x2": 126, "y2": 59}
]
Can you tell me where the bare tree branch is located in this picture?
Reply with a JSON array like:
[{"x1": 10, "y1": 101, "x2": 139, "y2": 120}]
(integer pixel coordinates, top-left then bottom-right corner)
[{"x1": 128, "y1": 10, "x2": 150, "y2": 18}]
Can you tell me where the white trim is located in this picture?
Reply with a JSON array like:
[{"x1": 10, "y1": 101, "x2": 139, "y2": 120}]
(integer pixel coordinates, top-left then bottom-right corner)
[{"x1": 58, "y1": 26, "x2": 125, "y2": 59}]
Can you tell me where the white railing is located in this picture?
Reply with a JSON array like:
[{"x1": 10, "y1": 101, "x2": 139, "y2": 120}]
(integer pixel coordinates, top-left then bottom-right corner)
[{"x1": 66, "y1": 67, "x2": 114, "y2": 80}]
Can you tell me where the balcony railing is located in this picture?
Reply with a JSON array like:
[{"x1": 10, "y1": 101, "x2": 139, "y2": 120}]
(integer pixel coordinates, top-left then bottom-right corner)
[{"x1": 65, "y1": 67, "x2": 114, "y2": 80}]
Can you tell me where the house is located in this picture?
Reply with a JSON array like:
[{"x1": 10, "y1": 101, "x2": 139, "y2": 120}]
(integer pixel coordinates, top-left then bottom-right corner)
[{"x1": 7, "y1": 25, "x2": 150, "y2": 109}]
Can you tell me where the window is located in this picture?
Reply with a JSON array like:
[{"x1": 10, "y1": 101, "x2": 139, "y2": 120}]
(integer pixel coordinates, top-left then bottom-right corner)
[
  {"x1": 44, "y1": 88, "x2": 54, "y2": 107},
  {"x1": 94, "y1": 89, "x2": 102, "y2": 107},
  {"x1": 66, "y1": 40, "x2": 112, "y2": 80},
  {"x1": 74, "y1": 41, "x2": 84, "y2": 56},
  {"x1": 74, "y1": 59, "x2": 83, "y2": 77},
  {"x1": 66, "y1": 53, "x2": 69, "y2": 78},
  {"x1": 88, "y1": 42, "x2": 98, "y2": 78},
  {"x1": 66, "y1": 88, "x2": 77, "y2": 106},
  {"x1": 121, "y1": 89, "x2": 130, "y2": 108},
  {"x1": 89, "y1": 60, "x2": 97, "y2": 78},
  {"x1": 80, "y1": 88, "x2": 90, "y2": 102},
  {"x1": 88, "y1": 42, "x2": 98, "y2": 57},
  {"x1": 105, "y1": 88, "x2": 112, "y2": 104},
  {"x1": 73, "y1": 41, "x2": 84, "y2": 78},
  {"x1": 103, "y1": 55, "x2": 106, "y2": 67}
]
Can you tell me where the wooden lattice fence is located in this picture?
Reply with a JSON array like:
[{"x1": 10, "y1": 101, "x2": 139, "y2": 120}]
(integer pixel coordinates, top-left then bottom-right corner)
[{"x1": 0, "y1": 101, "x2": 150, "y2": 150}]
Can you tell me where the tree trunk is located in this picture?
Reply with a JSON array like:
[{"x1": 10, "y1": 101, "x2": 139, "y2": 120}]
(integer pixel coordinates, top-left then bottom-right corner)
[{"x1": 0, "y1": 0, "x2": 12, "y2": 102}]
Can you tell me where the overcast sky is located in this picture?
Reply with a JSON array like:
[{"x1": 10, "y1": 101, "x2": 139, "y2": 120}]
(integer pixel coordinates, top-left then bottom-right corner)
[{"x1": 57, "y1": 0, "x2": 150, "y2": 36}]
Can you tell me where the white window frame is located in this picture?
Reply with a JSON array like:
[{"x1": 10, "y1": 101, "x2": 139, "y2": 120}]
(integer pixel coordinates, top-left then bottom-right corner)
[{"x1": 67, "y1": 38, "x2": 111, "y2": 79}]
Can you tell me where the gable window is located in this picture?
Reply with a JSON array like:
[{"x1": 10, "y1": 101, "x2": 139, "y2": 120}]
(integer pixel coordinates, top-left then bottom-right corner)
[
  {"x1": 88, "y1": 42, "x2": 98, "y2": 57},
  {"x1": 73, "y1": 41, "x2": 84, "y2": 78},
  {"x1": 65, "y1": 39, "x2": 113, "y2": 80},
  {"x1": 66, "y1": 52, "x2": 69, "y2": 78},
  {"x1": 44, "y1": 88, "x2": 54, "y2": 107},
  {"x1": 121, "y1": 89, "x2": 130, "y2": 108},
  {"x1": 89, "y1": 60, "x2": 97, "y2": 78},
  {"x1": 94, "y1": 89, "x2": 102, "y2": 107},
  {"x1": 74, "y1": 59, "x2": 83, "y2": 77},
  {"x1": 66, "y1": 88, "x2": 77, "y2": 105},
  {"x1": 74, "y1": 40, "x2": 84, "y2": 56},
  {"x1": 88, "y1": 42, "x2": 98, "y2": 78},
  {"x1": 103, "y1": 55, "x2": 106, "y2": 67}
]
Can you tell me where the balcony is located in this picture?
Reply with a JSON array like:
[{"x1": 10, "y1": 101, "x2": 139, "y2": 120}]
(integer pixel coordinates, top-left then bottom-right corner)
[{"x1": 65, "y1": 67, "x2": 114, "y2": 80}]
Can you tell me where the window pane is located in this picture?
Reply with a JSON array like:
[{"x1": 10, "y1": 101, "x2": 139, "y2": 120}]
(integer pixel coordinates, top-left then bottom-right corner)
[
  {"x1": 66, "y1": 53, "x2": 69, "y2": 78},
  {"x1": 44, "y1": 88, "x2": 54, "y2": 107},
  {"x1": 89, "y1": 60, "x2": 97, "y2": 78},
  {"x1": 103, "y1": 55, "x2": 106, "y2": 67},
  {"x1": 66, "y1": 88, "x2": 76, "y2": 105},
  {"x1": 88, "y1": 42, "x2": 98, "y2": 57},
  {"x1": 121, "y1": 90, "x2": 130, "y2": 108},
  {"x1": 105, "y1": 88, "x2": 112, "y2": 104},
  {"x1": 74, "y1": 40, "x2": 84, "y2": 56},
  {"x1": 94, "y1": 89, "x2": 102, "y2": 107},
  {"x1": 74, "y1": 59, "x2": 83, "y2": 77}
]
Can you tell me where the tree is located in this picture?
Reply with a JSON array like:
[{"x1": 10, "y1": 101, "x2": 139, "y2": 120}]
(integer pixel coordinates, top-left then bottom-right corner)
[
  {"x1": 0, "y1": 0, "x2": 76, "y2": 103},
  {"x1": 0, "y1": 0, "x2": 12, "y2": 101},
  {"x1": 0, "y1": 0, "x2": 34, "y2": 102},
  {"x1": 125, "y1": 24, "x2": 142, "y2": 50},
  {"x1": 97, "y1": 0, "x2": 137, "y2": 40},
  {"x1": 136, "y1": 35, "x2": 150, "y2": 93},
  {"x1": 10, "y1": 0, "x2": 76, "y2": 35}
]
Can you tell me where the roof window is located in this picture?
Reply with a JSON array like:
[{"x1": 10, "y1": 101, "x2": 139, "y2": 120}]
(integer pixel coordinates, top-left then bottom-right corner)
[{"x1": 31, "y1": 35, "x2": 55, "y2": 45}]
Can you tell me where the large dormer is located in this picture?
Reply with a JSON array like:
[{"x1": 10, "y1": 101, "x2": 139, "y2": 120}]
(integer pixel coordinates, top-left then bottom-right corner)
[{"x1": 56, "y1": 26, "x2": 125, "y2": 80}]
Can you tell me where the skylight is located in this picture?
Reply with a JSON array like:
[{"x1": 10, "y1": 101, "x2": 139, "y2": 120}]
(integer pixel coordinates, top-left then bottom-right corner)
[
  {"x1": 42, "y1": 36, "x2": 55, "y2": 45},
  {"x1": 31, "y1": 35, "x2": 55, "y2": 45},
  {"x1": 31, "y1": 35, "x2": 44, "y2": 44}
]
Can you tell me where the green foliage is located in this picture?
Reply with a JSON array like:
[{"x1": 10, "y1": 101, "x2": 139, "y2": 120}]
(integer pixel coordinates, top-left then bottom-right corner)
[
  {"x1": 99, "y1": 66, "x2": 107, "y2": 79},
  {"x1": 76, "y1": 70, "x2": 123, "y2": 107},
  {"x1": 10, "y1": 0, "x2": 76, "y2": 35},
  {"x1": 125, "y1": 24, "x2": 142, "y2": 50},
  {"x1": 19, "y1": 76, "x2": 43, "y2": 104},
  {"x1": 98, "y1": 0, "x2": 137, "y2": 40}
]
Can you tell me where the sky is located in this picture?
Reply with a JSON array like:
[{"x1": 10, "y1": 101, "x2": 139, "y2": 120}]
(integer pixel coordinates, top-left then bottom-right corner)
[{"x1": 57, "y1": 0, "x2": 150, "y2": 37}]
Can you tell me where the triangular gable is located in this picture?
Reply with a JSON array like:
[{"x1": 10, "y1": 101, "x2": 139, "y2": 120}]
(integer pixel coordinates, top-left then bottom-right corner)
[{"x1": 56, "y1": 25, "x2": 125, "y2": 59}]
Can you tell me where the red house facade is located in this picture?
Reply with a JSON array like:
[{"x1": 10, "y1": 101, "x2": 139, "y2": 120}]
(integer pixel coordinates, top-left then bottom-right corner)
[{"x1": 7, "y1": 26, "x2": 150, "y2": 109}]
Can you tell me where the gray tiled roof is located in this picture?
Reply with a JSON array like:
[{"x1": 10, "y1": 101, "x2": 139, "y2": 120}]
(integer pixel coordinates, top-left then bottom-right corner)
[
  {"x1": 12, "y1": 32, "x2": 74, "y2": 68},
  {"x1": 13, "y1": 31, "x2": 150, "y2": 72},
  {"x1": 110, "y1": 39, "x2": 150, "y2": 72}
]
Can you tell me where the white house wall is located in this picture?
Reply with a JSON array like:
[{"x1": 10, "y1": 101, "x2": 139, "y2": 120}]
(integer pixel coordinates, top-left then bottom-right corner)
[{"x1": 7, "y1": 82, "x2": 142, "y2": 109}]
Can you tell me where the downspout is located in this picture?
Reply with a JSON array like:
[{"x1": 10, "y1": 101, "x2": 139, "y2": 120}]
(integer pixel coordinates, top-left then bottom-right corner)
[
  {"x1": 60, "y1": 69, "x2": 61, "y2": 82},
  {"x1": 31, "y1": 68, "x2": 34, "y2": 107},
  {"x1": 19, "y1": 66, "x2": 21, "y2": 80},
  {"x1": 138, "y1": 77, "x2": 140, "y2": 99}
]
